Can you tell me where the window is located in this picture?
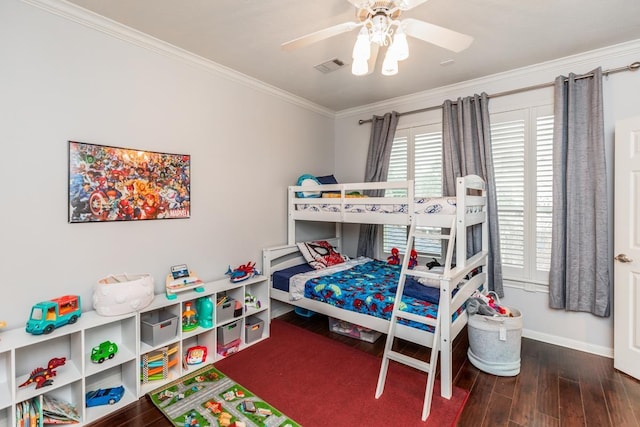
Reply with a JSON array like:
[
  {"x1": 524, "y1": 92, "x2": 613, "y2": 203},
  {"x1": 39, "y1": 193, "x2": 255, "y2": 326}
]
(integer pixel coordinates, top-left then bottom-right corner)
[
  {"x1": 383, "y1": 106, "x2": 553, "y2": 287},
  {"x1": 383, "y1": 124, "x2": 443, "y2": 255}
]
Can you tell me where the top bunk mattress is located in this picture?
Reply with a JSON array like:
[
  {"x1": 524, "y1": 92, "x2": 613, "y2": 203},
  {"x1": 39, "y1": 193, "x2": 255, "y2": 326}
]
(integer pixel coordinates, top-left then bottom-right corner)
[{"x1": 295, "y1": 196, "x2": 458, "y2": 215}]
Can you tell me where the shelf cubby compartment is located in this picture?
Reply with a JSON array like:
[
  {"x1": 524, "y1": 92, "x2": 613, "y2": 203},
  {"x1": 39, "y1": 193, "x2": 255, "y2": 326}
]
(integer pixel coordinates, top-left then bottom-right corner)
[
  {"x1": 0, "y1": 350, "x2": 11, "y2": 412},
  {"x1": 244, "y1": 311, "x2": 269, "y2": 347},
  {"x1": 15, "y1": 332, "x2": 82, "y2": 403},
  {"x1": 215, "y1": 290, "x2": 243, "y2": 327},
  {"x1": 42, "y1": 380, "x2": 83, "y2": 425},
  {"x1": 139, "y1": 307, "x2": 180, "y2": 354},
  {"x1": 84, "y1": 314, "x2": 137, "y2": 378},
  {"x1": 0, "y1": 407, "x2": 8, "y2": 427},
  {"x1": 139, "y1": 342, "x2": 181, "y2": 396},
  {"x1": 84, "y1": 360, "x2": 137, "y2": 424},
  {"x1": 181, "y1": 329, "x2": 215, "y2": 376},
  {"x1": 244, "y1": 278, "x2": 268, "y2": 317}
]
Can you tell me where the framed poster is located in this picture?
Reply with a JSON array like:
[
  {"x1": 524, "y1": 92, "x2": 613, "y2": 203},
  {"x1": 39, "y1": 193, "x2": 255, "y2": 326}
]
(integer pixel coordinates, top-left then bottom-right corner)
[{"x1": 68, "y1": 141, "x2": 190, "y2": 223}]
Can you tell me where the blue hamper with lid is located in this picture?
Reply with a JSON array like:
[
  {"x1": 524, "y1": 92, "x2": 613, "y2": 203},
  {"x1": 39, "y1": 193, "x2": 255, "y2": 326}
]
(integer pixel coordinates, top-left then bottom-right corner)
[{"x1": 467, "y1": 308, "x2": 523, "y2": 376}]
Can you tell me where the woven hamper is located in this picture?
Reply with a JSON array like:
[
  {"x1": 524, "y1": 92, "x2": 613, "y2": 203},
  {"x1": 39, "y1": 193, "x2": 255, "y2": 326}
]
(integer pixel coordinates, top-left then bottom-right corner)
[{"x1": 467, "y1": 308, "x2": 523, "y2": 376}]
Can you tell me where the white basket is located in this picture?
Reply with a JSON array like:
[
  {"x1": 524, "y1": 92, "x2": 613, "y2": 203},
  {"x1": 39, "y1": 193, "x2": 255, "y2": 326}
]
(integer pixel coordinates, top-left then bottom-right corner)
[
  {"x1": 93, "y1": 273, "x2": 155, "y2": 316},
  {"x1": 467, "y1": 307, "x2": 523, "y2": 376}
]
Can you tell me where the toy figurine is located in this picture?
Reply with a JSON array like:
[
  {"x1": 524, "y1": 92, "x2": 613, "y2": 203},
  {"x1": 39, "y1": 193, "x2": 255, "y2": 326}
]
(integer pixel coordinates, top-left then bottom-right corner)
[
  {"x1": 408, "y1": 249, "x2": 418, "y2": 269},
  {"x1": 387, "y1": 248, "x2": 400, "y2": 265},
  {"x1": 19, "y1": 357, "x2": 67, "y2": 389},
  {"x1": 226, "y1": 262, "x2": 259, "y2": 283},
  {"x1": 182, "y1": 301, "x2": 198, "y2": 332}
]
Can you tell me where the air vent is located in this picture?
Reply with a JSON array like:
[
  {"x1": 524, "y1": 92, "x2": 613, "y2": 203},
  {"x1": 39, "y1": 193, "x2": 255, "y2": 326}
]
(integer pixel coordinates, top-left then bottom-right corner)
[{"x1": 314, "y1": 58, "x2": 346, "y2": 74}]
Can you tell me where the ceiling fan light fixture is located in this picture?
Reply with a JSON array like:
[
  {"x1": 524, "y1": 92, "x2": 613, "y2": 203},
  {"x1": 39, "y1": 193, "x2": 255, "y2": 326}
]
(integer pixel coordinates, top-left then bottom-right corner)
[
  {"x1": 352, "y1": 57, "x2": 369, "y2": 76},
  {"x1": 389, "y1": 27, "x2": 409, "y2": 61},
  {"x1": 352, "y1": 26, "x2": 371, "y2": 60},
  {"x1": 381, "y1": 52, "x2": 398, "y2": 76}
]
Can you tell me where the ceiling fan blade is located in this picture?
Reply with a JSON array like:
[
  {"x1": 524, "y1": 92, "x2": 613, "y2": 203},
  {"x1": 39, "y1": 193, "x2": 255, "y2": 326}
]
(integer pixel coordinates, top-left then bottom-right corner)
[
  {"x1": 345, "y1": 0, "x2": 368, "y2": 8},
  {"x1": 281, "y1": 22, "x2": 361, "y2": 52},
  {"x1": 397, "y1": 0, "x2": 430, "y2": 10},
  {"x1": 402, "y1": 18, "x2": 473, "y2": 52}
]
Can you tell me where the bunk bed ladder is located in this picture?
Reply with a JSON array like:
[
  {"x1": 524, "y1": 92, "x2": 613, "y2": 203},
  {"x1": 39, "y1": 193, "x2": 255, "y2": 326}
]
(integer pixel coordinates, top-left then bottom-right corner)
[{"x1": 375, "y1": 216, "x2": 457, "y2": 421}]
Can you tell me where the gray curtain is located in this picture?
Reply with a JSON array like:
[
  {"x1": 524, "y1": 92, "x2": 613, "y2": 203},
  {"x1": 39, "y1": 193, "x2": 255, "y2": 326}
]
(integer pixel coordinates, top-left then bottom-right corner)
[
  {"x1": 442, "y1": 93, "x2": 504, "y2": 297},
  {"x1": 549, "y1": 68, "x2": 610, "y2": 317},
  {"x1": 357, "y1": 111, "x2": 399, "y2": 258}
]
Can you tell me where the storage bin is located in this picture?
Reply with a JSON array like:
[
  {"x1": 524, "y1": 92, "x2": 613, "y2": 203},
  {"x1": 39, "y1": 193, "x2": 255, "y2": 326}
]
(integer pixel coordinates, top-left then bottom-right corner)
[
  {"x1": 217, "y1": 338, "x2": 241, "y2": 357},
  {"x1": 467, "y1": 308, "x2": 523, "y2": 376},
  {"x1": 216, "y1": 297, "x2": 241, "y2": 323},
  {"x1": 140, "y1": 310, "x2": 178, "y2": 347},
  {"x1": 328, "y1": 317, "x2": 382, "y2": 343},
  {"x1": 245, "y1": 317, "x2": 264, "y2": 343},
  {"x1": 294, "y1": 307, "x2": 315, "y2": 318},
  {"x1": 217, "y1": 320, "x2": 241, "y2": 345}
]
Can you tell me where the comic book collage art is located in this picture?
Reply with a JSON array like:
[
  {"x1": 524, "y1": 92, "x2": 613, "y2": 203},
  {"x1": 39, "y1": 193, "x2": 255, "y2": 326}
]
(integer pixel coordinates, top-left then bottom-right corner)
[{"x1": 68, "y1": 141, "x2": 190, "y2": 223}]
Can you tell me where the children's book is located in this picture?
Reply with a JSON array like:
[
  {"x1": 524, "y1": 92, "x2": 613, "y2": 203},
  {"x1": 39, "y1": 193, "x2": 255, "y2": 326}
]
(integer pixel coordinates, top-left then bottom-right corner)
[{"x1": 41, "y1": 395, "x2": 80, "y2": 424}]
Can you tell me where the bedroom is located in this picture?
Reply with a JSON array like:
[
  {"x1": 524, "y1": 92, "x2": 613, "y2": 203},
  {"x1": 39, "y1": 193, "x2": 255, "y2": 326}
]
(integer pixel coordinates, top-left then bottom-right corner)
[{"x1": 1, "y1": 0, "x2": 640, "y2": 425}]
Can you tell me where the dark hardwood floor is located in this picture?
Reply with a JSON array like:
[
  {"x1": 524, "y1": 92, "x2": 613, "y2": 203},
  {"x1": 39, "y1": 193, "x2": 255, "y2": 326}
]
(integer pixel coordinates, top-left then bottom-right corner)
[{"x1": 90, "y1": 311, "x2": 640, "y2": 427}]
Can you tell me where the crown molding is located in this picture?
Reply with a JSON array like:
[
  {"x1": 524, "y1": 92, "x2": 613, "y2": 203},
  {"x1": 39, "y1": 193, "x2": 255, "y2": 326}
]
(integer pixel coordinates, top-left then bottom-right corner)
[
  {"x1": 336, "y1": 38, "x2": 640, "y2": 119},
  {"x1": 21, "y1": 0, "x2": 335, "y2": 119}
]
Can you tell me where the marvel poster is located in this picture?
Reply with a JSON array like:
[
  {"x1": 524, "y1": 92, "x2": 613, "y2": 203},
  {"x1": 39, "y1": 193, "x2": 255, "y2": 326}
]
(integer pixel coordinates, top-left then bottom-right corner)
[{"x1": 68, "y1": 141, "x2": 190, "y2": 223}]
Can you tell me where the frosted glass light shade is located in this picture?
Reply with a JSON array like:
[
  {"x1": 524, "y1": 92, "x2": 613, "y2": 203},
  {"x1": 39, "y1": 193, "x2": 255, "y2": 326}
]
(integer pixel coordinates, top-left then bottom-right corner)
[
  {"x1": 352, "y1": 27, "x2": 371, "y2": 60},
  {"x1": 381, "y1": 52, "x2": 398, "y2": 76},
  {"x1": 352, "y1": 57, "x2": 369, "y2": 76}
]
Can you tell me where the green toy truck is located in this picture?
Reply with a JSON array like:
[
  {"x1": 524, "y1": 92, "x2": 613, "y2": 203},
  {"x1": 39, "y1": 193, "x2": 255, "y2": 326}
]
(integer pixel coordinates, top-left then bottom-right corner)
[
  {"x1": 91, "y1": 340, "x2": 119, "y2": 363},
  {"x1": 25, "y1": 295, "x2": 82, "y2": 335}
]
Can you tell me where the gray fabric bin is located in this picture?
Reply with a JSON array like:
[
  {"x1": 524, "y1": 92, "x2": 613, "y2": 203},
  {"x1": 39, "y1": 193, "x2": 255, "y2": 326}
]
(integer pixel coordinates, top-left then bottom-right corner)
[{"x1": 467, "y1": 308, "x2": 522, "y2": 376}]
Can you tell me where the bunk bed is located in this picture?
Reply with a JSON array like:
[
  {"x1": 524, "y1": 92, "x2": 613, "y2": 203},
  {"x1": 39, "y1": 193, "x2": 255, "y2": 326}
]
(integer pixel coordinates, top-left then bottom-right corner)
[{"x1": 262, "y1": 175, "x2": 488, "y2": 399}]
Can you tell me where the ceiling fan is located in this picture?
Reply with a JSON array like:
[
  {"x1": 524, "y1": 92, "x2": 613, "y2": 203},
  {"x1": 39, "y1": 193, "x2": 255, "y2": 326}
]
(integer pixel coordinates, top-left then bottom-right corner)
[{"x1": 281, "y1": 0, "x2": 473, "y2": 76}]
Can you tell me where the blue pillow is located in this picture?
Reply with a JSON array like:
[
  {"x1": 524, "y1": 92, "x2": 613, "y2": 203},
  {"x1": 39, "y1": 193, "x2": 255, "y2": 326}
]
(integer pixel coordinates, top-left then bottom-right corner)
[{"x1": 296, "y1": 174, "x2": 321, "y2": 198}]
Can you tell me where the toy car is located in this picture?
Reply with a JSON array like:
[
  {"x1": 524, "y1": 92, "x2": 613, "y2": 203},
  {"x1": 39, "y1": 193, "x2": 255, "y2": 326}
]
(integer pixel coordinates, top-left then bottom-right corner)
[
  {"x1": 86, "y1": 385, "x2": 124, "y2": 407},
  {"x1": 91, "y1": 340, "x2": 118, "y2": 363}
]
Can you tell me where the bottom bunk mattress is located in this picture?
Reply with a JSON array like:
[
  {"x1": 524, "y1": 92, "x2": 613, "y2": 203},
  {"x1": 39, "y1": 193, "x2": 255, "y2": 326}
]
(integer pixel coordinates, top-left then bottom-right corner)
[{"x1": 274, "y1": 258, "x2": 462, "y2": 332}]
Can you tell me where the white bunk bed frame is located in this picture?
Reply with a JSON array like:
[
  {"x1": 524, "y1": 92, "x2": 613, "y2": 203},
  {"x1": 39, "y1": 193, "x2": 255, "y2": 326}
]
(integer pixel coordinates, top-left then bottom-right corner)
[{"x1": 263, "y1": 175, "x2": 488, "y2": 399}]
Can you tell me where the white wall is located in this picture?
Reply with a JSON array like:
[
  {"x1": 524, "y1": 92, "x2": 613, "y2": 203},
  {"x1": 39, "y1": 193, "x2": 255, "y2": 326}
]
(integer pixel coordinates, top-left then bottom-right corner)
[
  {"x1": 334, "y1": 40, "x2": 640, "y2": 356},
  {"x1": 0, "y1": 0, "x2": 334, "y2": 329}
]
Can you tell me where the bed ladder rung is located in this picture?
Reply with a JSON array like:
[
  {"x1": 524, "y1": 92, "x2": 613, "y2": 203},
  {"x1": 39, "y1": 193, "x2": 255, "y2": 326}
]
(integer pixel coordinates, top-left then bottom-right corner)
[
  {"x1": 397, "y1": 311, "x2": 437, "y2": 327},
  {"x1": 385, "y1": 350, "x2": 432, "y2": 373},
  {"x1": 413, "y1": 230, "x2": 452, "y2": 240}
]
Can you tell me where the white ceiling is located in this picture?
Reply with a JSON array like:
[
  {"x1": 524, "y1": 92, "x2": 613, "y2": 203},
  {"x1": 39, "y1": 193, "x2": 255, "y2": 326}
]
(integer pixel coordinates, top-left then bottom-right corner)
[{"x1": 65, "y1": 0, "x2": 640, "y2": 111}]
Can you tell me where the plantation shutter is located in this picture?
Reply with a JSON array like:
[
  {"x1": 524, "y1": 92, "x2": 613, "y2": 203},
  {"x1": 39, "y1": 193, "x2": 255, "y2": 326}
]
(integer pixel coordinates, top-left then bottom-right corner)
[
  {"x1": 535, "y1": 114, "x2": 554, "y2": 275},
  {"x1": 383, "y1": 133, "x2": 408, "y2": 253},
  {"x1": 491, "y1": 117, "x2": 526, "y2": 273}
]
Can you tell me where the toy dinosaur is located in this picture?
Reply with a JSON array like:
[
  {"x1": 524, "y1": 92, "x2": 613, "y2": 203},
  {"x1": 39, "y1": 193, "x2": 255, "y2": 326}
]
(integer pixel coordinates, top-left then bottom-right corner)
[{"x1": 19, "y1": 357, "x2": 67, "y2": 389}]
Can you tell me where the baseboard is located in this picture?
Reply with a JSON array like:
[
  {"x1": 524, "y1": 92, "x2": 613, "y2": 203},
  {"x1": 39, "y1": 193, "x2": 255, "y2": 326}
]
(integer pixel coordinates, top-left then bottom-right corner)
[{"x1": 522, "y1": 328, "x2": 613, "y2": 358}]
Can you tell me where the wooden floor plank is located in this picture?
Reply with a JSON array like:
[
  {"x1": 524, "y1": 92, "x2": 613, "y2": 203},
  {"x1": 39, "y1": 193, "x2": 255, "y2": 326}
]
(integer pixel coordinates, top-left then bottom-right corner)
[
  {"x1": 581, "y1": 380, "x2": 612, "y2": 427},
  {"x1": 509, "y1": 341, "x2": 541, "y2": 426},
  {"x1": 602, "y1": 377, "x2": 638, "y2": 427},
  {"x1": 536, "y1": 343, "x2": 560, "y2": 419},
  {"x1": 557, "y1": 377, "x2": 585, "y2": 427},
  {"x1": 481, "y1": 391, "x2": 512, "y2": 427},
  {"x1": 457, "y1": 368, "x2": 495, "y2": 426}
]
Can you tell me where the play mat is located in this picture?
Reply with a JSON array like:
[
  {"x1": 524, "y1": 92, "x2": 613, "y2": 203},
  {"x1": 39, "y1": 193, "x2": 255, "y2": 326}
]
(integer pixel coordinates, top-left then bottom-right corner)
[{"x1": 148, "y1": 364, "x2": 300, "y2": 427}]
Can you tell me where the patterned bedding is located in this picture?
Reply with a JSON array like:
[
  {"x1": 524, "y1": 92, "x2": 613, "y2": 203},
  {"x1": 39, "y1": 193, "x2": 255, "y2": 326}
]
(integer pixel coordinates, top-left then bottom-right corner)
[
  {"x1": 288, "y1": 258, "x2": 461, "y2": 332},
  {"x1": 295, "y1": 196, "x2": 458, "y2": 215}
]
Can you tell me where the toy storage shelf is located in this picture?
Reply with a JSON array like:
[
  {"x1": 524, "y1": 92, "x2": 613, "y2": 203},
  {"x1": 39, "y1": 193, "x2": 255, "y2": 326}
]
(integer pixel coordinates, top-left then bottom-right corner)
[
  {"x1": 0, "y1": 310, "x2": 137, "y2": 427},
  {"x1": 138, "y1": 274, "x2": 269, "y2": 396},
  {"x1": 0, "y1": 274, "x2": 269, "y2": 426}
]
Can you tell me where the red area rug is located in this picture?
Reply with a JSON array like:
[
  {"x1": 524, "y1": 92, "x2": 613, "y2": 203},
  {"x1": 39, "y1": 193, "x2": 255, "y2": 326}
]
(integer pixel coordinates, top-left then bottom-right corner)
[{"x1": 215, "y1": 319, "x2": 468, "y2": 426}]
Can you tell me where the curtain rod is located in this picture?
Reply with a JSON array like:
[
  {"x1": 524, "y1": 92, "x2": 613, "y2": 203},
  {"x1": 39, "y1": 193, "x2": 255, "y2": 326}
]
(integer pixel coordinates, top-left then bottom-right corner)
[{"x1": 358, "y1": 61, "x2": 640, "y2": 125}]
